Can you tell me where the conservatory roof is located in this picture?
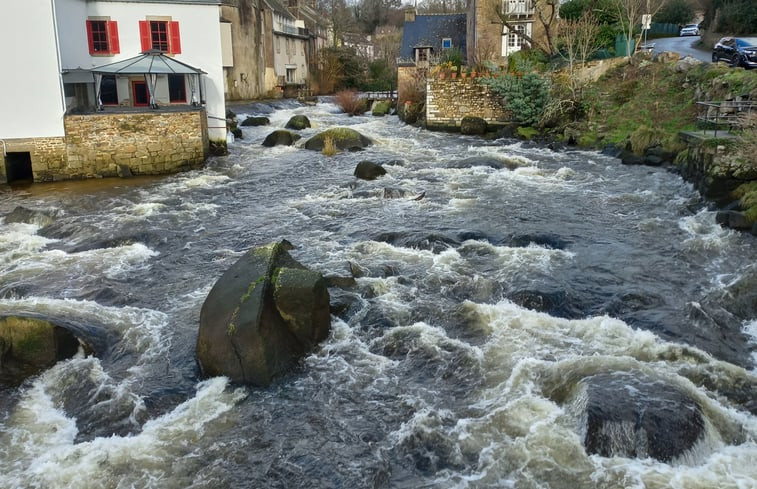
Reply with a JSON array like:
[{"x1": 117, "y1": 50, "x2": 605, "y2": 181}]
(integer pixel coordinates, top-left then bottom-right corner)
[{"x1": 91, "y1": 50, "x2": 206, "y2": 75}]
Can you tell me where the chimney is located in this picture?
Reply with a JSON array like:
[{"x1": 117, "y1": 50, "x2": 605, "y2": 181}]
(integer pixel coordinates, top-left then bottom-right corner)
[{"x1": 405, "y1": 8, "x2": 416, "y2": 22}]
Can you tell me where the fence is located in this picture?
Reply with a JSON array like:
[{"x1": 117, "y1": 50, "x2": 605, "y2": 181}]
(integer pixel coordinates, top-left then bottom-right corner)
[{"x1": 696, "y1": 100, "x2": 757, "y2": 137}]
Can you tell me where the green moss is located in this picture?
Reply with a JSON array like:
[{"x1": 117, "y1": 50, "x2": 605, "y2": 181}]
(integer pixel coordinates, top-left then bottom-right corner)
[
  {"x1": 517, "y1": 126, "x2": 539, "y2": 140},
  {"x1": 578, "y1": 133, "x2": 598, "y2": 148},
  {"x1": 240, "y1": 275, "x2": 266, "y2": 304},
  {"x1": 734, "y1": 182, "x2": 757, "y2": 222}
]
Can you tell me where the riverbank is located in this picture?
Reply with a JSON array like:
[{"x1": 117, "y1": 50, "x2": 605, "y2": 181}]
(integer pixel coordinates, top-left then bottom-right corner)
[{"x1": 403, "y1": 54, "x2": 757, "y2": 235}]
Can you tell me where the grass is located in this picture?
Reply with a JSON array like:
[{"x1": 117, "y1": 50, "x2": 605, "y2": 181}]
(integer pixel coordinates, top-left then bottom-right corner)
[{"x1": 322, "y1": 136, "x2": 337, "y2": 156}]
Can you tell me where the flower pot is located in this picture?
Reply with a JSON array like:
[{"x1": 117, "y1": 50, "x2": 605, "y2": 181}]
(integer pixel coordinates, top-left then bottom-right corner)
[{"x1": 451, "y1": 73, "x2": 457, "y2": 79}]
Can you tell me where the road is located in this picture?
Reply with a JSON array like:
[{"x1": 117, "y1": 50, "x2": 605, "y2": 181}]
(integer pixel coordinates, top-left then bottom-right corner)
[{"x1": 649, "y1": 35, "x2": 712, "y2": 63}]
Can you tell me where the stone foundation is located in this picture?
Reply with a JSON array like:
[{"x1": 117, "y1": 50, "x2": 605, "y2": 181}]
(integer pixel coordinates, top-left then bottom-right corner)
[
  {"x1": 1, "y1": 108, "x2": 209, "y2": 183},
  {"x1": 426, "y1": 77, "x2": 510, "y2": 130}
]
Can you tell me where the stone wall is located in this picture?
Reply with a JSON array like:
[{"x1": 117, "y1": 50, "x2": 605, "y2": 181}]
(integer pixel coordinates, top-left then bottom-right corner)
[
  {"x1": 426, "y1": 76, "x2": 510, "y2": 129},
  {"x1": 1, "y1": 109, "x2": 208, "y2": 183}
]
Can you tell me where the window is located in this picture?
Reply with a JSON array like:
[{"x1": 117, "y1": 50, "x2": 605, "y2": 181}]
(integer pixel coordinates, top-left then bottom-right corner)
[
  {"x1": 286, "y1": 68, "x2": 296, "y2": 83},
  {"x1": 442, "y1": 38, "x2": 452, "y2": 49},
  {"x1": 168, "y1": 74, "x2": 186, "y2": 103},
  {"x1": 100, "y1": 75, "x2": 118, "y2": 105},
  {"x1": 417, "y1": 48, "x2": 428, "y2": 62},
  {"x1": 139, "y1": 20, "x2": 181, "y2": 54},
  {"x1": 86, "y1": 19, "x2": 120, "y2": 55}
]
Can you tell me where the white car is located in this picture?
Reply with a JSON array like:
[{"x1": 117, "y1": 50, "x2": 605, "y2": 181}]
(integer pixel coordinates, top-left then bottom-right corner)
[{"x1": 679, "y1": 24, "x2": 700, "y2": 36}]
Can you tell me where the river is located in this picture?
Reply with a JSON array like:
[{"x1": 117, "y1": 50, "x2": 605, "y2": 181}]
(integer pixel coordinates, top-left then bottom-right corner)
[{"x1": 0, "y1": 99, "x2": 755, "y2": 488}]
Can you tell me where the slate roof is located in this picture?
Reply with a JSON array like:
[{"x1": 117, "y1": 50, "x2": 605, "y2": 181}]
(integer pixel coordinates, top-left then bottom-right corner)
[{"x1": 399, "y1": 13, "x2": 467, "y2": 61}]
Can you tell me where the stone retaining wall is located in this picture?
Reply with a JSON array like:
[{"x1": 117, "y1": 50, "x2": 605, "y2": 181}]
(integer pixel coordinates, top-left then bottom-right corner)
[
  {"x1": 426, "y1": 77, "x2": 510, "y2": 129},
  {"x1": 1, "y1": 109, "x2": 209, "y2": 183}
]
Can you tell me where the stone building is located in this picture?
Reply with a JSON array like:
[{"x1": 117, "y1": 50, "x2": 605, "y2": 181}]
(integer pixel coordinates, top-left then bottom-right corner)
[{"x1": 0, "y1": 0, "x2": 227, "y2": 183}]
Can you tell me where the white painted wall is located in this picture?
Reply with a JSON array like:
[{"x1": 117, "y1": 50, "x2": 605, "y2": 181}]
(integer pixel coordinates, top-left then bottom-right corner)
[
  {"x1": 0, "y1": 1, "x2": 66, "y2": 139},
  {"x1": 55, "y1": 0, "x2": 227, "y2": 141}
]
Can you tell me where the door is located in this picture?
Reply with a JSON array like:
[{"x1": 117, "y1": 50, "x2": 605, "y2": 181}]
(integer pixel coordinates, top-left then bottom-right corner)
[{"x1": 132, "y1": 80, "x2": 149, "y2": 106}]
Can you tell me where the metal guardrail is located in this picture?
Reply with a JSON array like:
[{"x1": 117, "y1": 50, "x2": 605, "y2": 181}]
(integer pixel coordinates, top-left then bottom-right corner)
[
  {"x1": 359, "y1": 90, "x2": 397, "y2": 101},
  {"x1": 696, "y1": 100, "x2": 757, "y2": 137}
]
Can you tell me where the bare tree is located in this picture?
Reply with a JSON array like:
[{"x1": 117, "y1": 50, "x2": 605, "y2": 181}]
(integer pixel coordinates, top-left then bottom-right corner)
[
  {"x1": 613, "y1": 0, "x2": 667, "y2": 57},
  {"x1": 558, "y1": 11, "x2": 601, "y2": 97}
]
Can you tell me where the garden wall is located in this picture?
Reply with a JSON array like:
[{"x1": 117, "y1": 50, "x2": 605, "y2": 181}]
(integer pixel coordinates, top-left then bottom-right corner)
[
  {"x1": 426, "y1": 76, "x2": 510, "y2": 130},
  {"x1": 1, "y1": 108, "x2": 209, "y2": 183}
]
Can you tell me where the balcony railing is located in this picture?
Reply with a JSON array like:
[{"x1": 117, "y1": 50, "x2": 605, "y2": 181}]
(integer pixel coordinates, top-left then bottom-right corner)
[{"x1": 501, "y1": 0, "x2": 534, "y2": 16}]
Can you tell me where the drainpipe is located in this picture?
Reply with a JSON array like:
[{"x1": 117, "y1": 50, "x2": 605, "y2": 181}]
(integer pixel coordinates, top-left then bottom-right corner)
[
  {"x1": 50, "y1": 0, "x2": 67, "y2": 116},
  {"x1": 1, "y1": 140, "x2": 6, "y2": 157}
]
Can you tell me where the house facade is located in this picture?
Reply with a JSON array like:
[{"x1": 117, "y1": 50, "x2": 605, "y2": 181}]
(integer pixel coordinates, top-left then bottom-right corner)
[
  {"x1": 220, "y1": 0, "x2": 267, "y2": 101},
  {"x1": 0, "y1": 0, "x2": 226, "y2": 183},
  {"x1": 263, "y1": 0, "x2": 309, "y2": 96}
]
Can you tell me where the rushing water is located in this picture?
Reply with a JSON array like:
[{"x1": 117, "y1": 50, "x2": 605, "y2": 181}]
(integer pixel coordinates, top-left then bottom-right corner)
[{"x1": 0, "y1": 99, "x2": 755, "y2": 489}]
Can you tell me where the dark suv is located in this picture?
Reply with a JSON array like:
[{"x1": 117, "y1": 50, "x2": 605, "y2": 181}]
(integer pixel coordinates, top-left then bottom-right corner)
[{"x1": 712, "y1": 37, "x2": 757, "y2": 68}]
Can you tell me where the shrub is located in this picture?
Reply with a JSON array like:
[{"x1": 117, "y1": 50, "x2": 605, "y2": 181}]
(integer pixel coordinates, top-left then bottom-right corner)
[
  {"x1": 334, "y1": 89, "x2": 367, "y2": 116},
  {"x1": 482, "y1": 71, "x2": 551, "y2": 126},
  {"x1": 322, "y1": 136, "x2": 337, "y2": 156}
]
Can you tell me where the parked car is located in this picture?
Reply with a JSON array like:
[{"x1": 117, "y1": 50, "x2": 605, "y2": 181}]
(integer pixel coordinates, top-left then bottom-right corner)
[
  {"x1": 679, "y1": 24, "x2": 699, "y2": 36},
  {"x1": 712, "y1": 37, "x2": 757, "y2": 68}
]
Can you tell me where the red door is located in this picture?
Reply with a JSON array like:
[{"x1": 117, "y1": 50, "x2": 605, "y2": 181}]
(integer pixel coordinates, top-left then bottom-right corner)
[{"x1": 132, "y1": 80, "x2": 149, "y2": 106}]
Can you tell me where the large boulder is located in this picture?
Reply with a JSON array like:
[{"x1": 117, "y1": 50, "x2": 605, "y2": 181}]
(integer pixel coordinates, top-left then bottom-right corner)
[
  {"x1": 571, "y1": 371, "x2": 705, "y2": 462},
  {"x1": 197, "y1": 241, "x2": 330, "y2": 386},
  {"x1": 304, "y1": 127, "x2": 373, "y2": 152},
  {"x1": 285, "y1": 115, "x2": 311, "y2": 130},
  {"x1": 354, "y1": 161, "x2": 387, "y2": 180},
  {"x1": 262, "y1": 130, "x2": 301, "y2": 147},
  {"x1": 460, "y1": 116, "x2": 487, "y2": 135},
  {"x1": 0, "y1": 316, "x2": 83, "y2": 386}
]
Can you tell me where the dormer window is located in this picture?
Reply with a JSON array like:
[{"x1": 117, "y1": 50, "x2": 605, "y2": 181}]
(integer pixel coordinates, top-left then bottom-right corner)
[{"x1": 416, "y1": 48, "x2": 429, "y2": 62}]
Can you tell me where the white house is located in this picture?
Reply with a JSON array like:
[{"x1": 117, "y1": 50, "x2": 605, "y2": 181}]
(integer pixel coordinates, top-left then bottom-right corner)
[{"x1": 0, "y1": 0, "x2": 227, "y2": 183}]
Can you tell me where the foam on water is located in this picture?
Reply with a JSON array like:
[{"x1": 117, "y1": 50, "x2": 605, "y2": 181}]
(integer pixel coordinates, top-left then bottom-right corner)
[
  {"x1": 0, "y1": 297, "x2": 169, "y2": 364},
  {"x1": 743, "y1": 320, "x2": 757, "y2": 370},
  {"x1": 0, "y1": 377, "x2": 246, "y2": 489}
]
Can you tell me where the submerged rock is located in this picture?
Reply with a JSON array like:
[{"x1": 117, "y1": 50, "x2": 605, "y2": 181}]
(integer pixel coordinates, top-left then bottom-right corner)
[
  {"x1": 0, "y1": 316, "x2": 84, "y2": 386},
  {"x1": 197, "y1": 241, "x2": 330, "y2": 386},
  {"x1": 448, "y1": 156, "x2": 519, "y2": 170},
  {"x1": 3, "y1": 206, "x2": 58, "y2": 227},
  {"x1": 571, "y1": 371, "x2": 705, "y2": 462},
  {"x1": 373, "y1": 231, "x2": 459, "y2": 253},
  {"x1": 285, "y1": 115, "x2": 311, "y2": 130},
  {"x1": 304, "y1": 127, "x2": 372, "y2": 152},
  {"x1": 262, "y1": 130, "x2": 301, "y2": 147}
]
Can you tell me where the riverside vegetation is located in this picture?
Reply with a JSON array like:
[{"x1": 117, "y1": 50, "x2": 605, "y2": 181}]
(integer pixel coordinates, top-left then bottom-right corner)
[{"x1": 399, "y1": 51, "x2": 757, "y2": 234}]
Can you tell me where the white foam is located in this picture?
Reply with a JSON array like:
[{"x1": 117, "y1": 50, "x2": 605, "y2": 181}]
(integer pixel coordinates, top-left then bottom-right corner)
[{"x1": 0, "y1": 378, "x2": 245, "y2": 489}]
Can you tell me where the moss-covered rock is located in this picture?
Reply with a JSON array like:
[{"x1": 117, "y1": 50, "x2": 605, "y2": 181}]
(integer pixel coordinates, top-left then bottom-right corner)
[
  {"x1": 0, "y1": 316, "x2": 82, "y2": 386},
  {"x1": 197, "y1": 241, "x2": 330, "y2": 386},
  {"x1": 241, "y1": 116, "x2": 270, "y2": 127},
  {"x1": 285, "y1": 115, "x2": 311, "y2": 130},
  {"x1": 304, "y1": 127, "x2": 373, "y2": 152},
  {"x1": 262, "y1": 130, "x2": 302, "y2": 147},
  {"x1": 371, "y1": 101, "x2": 392, "y2": 117}
]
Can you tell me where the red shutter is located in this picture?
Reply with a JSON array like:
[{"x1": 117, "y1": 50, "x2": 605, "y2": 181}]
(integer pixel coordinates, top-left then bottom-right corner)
[
  {"x1": 108, "y1": 21, "x2": 120, "y2": 54},
  {"x1": 86, "y1": 20, "x2": 95, "y2": 55},
  {"x1": 139, "y1": 20, "x2": 151, "y2": 52},
  {"x1": 168, "y1": 21, "x2": 181, "y2": 54}
]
